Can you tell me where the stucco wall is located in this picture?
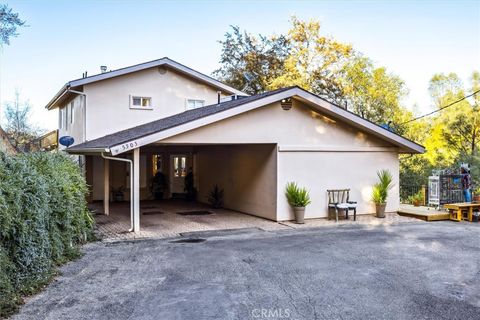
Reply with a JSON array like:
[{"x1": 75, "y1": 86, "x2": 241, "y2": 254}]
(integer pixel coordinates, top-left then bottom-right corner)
[
  {"x1": 83, "y1": 67, "x2": 229, "y2": 141},
  {"x1": 195, "y1": 144, "x2": 277, "y2": 220},
  {"x1": 276, "y1": 151, "x2": 400, "y2": 221},
  {"x1": 163, "y1": 100, "x2": 392, "y2": 148},
  {"x1": 162, "y1": 100, "x2": 401, "y2": 221},
  {"x1": 58, "y1": 94, "x2": 85, "y2": 149}
]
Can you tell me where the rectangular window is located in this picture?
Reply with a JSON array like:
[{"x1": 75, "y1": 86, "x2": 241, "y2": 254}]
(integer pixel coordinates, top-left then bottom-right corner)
[
  {"x1": 173, "y1": 156, "x2": 187, "y2": 177},
  {"x1": 59, "y1": 108, "x2": 64, "y2": 129},
  {"x1": 186, "y1": 99, "x2": 205, "y2": 110},
  {"x1": 64, "y1": 106, "x2": 69, "y2": 130},
  {"x1": 131, "y1": 96, "x2": 152, "y2": 109},
  {"x1": 152, "y1": 154, "x2": 163, "y2": 174},
  {"x1": 69, "y1": 101, "x2": 74, "y2": 124}
]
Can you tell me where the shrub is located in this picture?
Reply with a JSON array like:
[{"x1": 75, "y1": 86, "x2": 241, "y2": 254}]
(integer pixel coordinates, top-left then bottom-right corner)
[
  {"x1": 285, "y1": 182, "x2": 311, "y2": 207},
  {"x1": 0, "y1": 152, "x2": 93, "y2": 317},
  {"x1": 408, "y1": 191, "x2": 424, "y2": 204}
]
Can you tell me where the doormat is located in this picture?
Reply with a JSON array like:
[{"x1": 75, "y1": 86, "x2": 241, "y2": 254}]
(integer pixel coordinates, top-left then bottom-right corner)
[
  {"x1": 142, "y1": 211, "x2": 164, "y2": 215},
  {"x1": 177, "y1": 211, "x2": 213, "y2": 216}
]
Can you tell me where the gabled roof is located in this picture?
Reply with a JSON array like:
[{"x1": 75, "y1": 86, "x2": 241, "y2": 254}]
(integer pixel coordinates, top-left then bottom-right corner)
[
  {"x1": 45, "y1": 57, "x2": 247, "y2": 110},
  {"x1": 67, "y1": 86, "x2": 425, "y2": 155}
]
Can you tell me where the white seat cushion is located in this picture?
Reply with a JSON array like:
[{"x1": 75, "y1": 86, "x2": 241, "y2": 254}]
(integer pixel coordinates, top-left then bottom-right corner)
[{"x1": 336, "y1": 203, "x2": 350, "y2": 209}]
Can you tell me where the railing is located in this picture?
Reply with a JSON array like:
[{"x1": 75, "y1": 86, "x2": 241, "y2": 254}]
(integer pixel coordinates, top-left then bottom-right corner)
[{"x1": 400, "y1": 184, "x2": 428, "y2": 205}]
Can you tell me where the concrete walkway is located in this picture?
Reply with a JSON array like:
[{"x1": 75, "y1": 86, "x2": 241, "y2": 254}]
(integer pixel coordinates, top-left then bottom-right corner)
[{"x1": 91, "y1": 200, "x2": 420, "y2": 241}]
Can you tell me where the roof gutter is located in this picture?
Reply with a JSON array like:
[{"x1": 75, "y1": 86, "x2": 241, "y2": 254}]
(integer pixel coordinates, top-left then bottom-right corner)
[
  {"x1": 66, "y1": 147, "x2": 111, "y2": 155},
  {"x1": 45, "y1": 84, "x2": 69, "y2": 110}
]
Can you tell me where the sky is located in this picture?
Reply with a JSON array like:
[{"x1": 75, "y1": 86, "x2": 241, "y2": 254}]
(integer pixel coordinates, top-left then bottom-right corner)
[{"x1": 1, "y1": 0, "x2": 479, "y2": 131}]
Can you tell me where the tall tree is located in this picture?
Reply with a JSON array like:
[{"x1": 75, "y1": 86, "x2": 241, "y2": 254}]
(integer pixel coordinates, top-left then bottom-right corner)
[
  {"x1": 340, "y1": 55, "x2": 408, "y2": 125},
  {"x1": 3, "y1": 90, "x2": 38, "y2": 151},
  {"x1": 213, "y1": 26, "x2": 290, "y2": 95},
  {"x1": 400, "y1": 71, "x2": 480, "y2": 187},
  {"x1": 215, "y1": 17, "x2": 408, "y2": 126},
  {"x1": 0, "y1": 4, "x2": 25, "y2": 46},
  {"x1": 268, "y1": 17, "x2": 353, "y2": 105}
]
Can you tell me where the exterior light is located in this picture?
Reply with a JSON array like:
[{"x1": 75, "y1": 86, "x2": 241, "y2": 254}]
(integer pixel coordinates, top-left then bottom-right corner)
[{"x1": 281, "y1": 97, "x2": 292, "y2": 110}]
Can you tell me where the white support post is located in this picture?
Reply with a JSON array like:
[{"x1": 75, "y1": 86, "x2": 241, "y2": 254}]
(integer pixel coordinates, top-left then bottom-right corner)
[
  {"x1": 133, "y1": 148, "x2": 140, "y2": 233},
  {"x1": 103, "y1": 158, "x2": 109, "y2": 215}
]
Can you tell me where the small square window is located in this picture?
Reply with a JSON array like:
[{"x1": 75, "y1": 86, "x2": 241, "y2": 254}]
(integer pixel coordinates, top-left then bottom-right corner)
[
  {"x1": 132, "y1": 97, "x2": 142, "y2": 106},
  {"x1": 186, "y1": 99, "x2": 205, "y2": 110}
]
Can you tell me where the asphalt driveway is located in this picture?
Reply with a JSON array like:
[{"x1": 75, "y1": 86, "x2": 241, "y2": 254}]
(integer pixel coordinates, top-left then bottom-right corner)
[{"x1": 13, "y1": 222, "x2": 480, "y2": 320}]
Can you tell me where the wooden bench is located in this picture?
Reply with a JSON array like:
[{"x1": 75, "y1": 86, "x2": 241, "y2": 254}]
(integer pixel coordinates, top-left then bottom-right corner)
[
  {"x1": 444, "y1": 202, "x2": 480, "y2": 222},
  {"x1": 327, "y1": 189, "x2": 357, "y2": 222}
]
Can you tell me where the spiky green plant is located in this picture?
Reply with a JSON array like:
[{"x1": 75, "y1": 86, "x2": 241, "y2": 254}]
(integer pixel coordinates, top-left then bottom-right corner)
[
  {"x1": 208, "y1": 184, "x2": 224, "y2": 208},
  {"x1": 285, "y1": 182, "x2": 311, "y2": 207},
  {"x1": 371, "y1": 169, "x2": 394, "y2": 204}
]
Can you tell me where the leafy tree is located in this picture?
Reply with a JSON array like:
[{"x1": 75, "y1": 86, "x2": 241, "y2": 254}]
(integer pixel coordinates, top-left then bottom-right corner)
[
  {"x1": 0, "y1": 4, "x2": 26, "y2": 46},
  {"x1": 400, "y1": 71, "x2": 480, "y2": 187},
  {"x1": 3, "y1": 90, "x2": 39, "y2": 151},
  {"x1": 213, "y1": 26, "x2": 290, "y2": 94},
  {"x1": 215, "y1": 17, "x2": 408, "y2": 125},
  {"x1": 341, "y1": 55, "x2": 408, "y2": 125},
  {"x1": 268, "y1": 17, "x2": 353, "y2": 105}
]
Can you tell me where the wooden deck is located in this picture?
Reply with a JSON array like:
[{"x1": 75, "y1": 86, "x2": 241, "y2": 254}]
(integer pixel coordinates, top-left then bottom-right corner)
[{"x1": 398, "y1": 204, "x2": 450, "y2": 221}]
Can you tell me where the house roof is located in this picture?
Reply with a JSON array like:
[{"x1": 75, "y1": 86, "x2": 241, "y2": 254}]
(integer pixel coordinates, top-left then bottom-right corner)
[
  {"x1": 67, "y1": 86, "x2": 425, "y2": 155},
  {"x1": 45, "y1": 57, "x2": 247, "y2": 110}
]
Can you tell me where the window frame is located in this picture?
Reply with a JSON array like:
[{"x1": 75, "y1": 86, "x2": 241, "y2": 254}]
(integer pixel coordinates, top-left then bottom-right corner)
[
  {"x1": 64, "y1": 106, "x2": 69, "y2": 130},
  {"x1": 130, "y1": 95, "x2": 154, "y2": 110},
  {"x1": 185, "y1": 99, "x2": 205, "y2": 110},
  {"x1": 69, "y1": 101, "x2": 75, "y2": 124}
]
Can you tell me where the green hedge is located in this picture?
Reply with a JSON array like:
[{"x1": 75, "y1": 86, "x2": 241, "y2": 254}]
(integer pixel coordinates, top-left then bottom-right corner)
[{"x1": 0, "y1": 152, "x2": 93, "y2": 317}]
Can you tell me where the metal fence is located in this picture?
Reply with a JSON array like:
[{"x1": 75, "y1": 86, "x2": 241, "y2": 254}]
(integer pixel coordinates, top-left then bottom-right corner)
[
  {"x1": 400, "y1": 184, "x2": 428, "y2": 205},
  {"x1": 428, "y1": 174, "x2": 463, "y2": 206}
]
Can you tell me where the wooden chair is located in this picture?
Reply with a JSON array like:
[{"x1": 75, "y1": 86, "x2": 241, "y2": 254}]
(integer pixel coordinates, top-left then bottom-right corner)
[{"x1": 327, "y1": 189, "x2": 357, "y2": 222}]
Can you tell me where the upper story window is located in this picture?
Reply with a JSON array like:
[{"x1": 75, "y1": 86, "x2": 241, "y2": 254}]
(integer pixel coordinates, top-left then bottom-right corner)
[
  {"x1": 130, "y1": 96, "x2": 153, "y2": 109},
  {"x1": 59, "y1": 108, "x2": 65, "y2": 129},
  {"x1": 186, "y1": 99, "x2": 205, "y2": 110},
  {"x1": 69, "y1": 101, "x2": 74, "y2": 124}
]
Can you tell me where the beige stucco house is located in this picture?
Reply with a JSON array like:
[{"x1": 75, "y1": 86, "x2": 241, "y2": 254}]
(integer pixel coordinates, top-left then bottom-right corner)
[{"x1": 46, "y1": 57, "x2": 424, "y2": 232}]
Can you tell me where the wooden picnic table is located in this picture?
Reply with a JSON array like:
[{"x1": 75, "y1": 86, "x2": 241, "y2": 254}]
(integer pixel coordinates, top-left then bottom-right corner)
[{"x1": 444, "y1": 202, "x2": 480, "y2": 222}]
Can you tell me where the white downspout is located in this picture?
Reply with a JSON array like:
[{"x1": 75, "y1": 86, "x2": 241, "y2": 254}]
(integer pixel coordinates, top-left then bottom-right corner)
[{"x1": 101, "y1": 153, "x2": 135, "y2": 232}]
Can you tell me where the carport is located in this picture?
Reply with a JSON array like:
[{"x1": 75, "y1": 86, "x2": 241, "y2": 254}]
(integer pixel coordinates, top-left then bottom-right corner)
[{"x1": 76, "y1": 143, "x2": 277, "y2": 233}]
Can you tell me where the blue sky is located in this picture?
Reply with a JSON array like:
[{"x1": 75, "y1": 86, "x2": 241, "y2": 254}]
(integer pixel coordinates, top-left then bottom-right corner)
[{"x1": 1, "y1": 0, "x2": 479, "y2": 130}]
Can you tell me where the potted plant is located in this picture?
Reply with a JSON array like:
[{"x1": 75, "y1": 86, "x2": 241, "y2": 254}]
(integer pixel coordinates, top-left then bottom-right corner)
[
  {"x1": 473, "y1": 187, "x2": 480, "y2": 202},
  {"x1": 111, "y1": 186, "x2": 126, "y2": 202},
  {"x1": 208, "y1": 185, "x2": 224, "y2": 208},
  {"x1": 371, "y1": 170, "x2": 394, "y2": 218},
  {"x1": 409, "y1": 191, "x2": 424, "y2": 207},
  {"x1": 150, "y1": 171, "x2": 168, "y2": 200},
  {"x1": 184, "y1": 169, "x2": 197, "y2": 201},
  {"x1": 285, "y1": 182, "x2": 311, "y2": 224}
]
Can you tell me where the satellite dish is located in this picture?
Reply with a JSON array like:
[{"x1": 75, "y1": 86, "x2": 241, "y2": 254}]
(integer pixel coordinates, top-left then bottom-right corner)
[{"x1": 59, "y1": 136, "x2": 75, "y2": 148}]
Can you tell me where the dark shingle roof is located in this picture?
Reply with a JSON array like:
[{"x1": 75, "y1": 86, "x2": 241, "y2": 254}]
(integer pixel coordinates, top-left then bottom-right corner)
[{"x1": 68, "y1": 86, "x2": 295, "y2": 152}]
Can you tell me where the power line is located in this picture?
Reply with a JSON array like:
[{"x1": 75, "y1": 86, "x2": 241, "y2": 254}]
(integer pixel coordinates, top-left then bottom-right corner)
[{"x1": 400, "y1": 89, "x2": 480, "y2": 125}]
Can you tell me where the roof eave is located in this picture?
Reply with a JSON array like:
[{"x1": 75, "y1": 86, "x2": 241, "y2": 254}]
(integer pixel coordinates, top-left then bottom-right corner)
[
  {"x1": 67, "y1": 58, "x2": 247, "y2": 96},
  {"x1": 66, "y1": 147, "x2": 111, "y2": 155}
]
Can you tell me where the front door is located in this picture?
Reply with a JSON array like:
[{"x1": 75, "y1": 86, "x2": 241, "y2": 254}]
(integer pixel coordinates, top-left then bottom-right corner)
[{"x1": 170, "y1": 154, "x2": 187, "y2": 195}]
